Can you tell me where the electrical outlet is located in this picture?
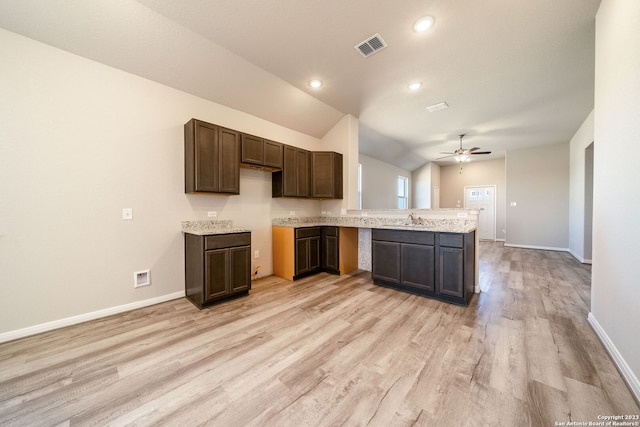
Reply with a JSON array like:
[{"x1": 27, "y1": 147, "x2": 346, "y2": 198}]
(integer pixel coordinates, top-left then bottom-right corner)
[
  {"x1": 510, "y1": 202, "x2": 517, "y2": 207},
  {"x1": 122, "y1": 208, "x2": 133, "y2": 220},
  {"x1": 254, "y1": 250, "x2": 259, "y2": 259},
  {"x1": 207, "y1": 211, "x2": 217, "y2": 218},
  {"x1": 321, "y1": 211, "x2": 327, "y2": 215},
  {"x1": 289, "y1": 211, "x2": 296, "y2": 216},
  {"x1": 457, "y1": 212, "x2": 468, "y2": 218}
]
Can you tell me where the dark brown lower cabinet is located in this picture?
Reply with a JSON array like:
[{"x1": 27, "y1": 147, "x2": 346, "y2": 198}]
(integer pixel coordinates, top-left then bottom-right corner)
[
  {"x1": 321, "y1": 227, "x2": 340, "y2": 274},
  {"x1": 371, "y1": 229, "x2": 474, "y2": 305},
  {"x1": 185, "y1": 232, "x2": 251, "y2": 309},
  {"x1": 294, "y1": 227, "x2": 321, "y2": 279}
]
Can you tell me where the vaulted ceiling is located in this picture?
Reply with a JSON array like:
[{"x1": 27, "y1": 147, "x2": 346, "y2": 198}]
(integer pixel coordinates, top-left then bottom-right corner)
[{"x1": 0, "y1": 0, "x2": 599, "y2": 171}]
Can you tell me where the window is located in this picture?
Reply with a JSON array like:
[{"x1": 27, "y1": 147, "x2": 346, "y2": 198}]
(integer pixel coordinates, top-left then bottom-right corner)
[
  {"x1": 397, "y1": 176, "x2": 408, "y2": 209},
  {"x1": 358, "y1": 163, "x2": 363, "y2": 209}
]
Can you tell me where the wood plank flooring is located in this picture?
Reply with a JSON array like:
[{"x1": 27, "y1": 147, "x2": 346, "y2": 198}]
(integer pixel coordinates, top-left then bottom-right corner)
[{"x1": 0, "y1": 242, "x2": 638, "y2": 426}]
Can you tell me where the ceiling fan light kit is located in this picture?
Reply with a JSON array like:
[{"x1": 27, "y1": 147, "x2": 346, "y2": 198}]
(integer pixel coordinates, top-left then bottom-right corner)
[{"x1": 437, "y1": 134, "x2": 492, "y2": 166}]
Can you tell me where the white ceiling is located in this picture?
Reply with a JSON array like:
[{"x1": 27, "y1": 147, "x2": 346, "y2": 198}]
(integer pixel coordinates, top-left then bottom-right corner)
[{"x1": 0, "y1": 0, "x2": 599, "y2": 171}]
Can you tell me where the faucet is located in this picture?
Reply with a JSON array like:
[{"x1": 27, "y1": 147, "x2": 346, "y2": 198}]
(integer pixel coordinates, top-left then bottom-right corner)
[{"x1": 409, "y1": 212, "x2": 418, "y2": 224}]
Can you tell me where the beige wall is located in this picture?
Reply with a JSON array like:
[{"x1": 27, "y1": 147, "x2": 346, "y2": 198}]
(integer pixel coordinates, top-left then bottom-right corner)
[
  {"x1": 359, "y1": 154, "x2": 411, "y2": 209},
  {"x1": 439, "y1": 158, "x2": 506, "y2": 241},
  {"x1": 591, "y1": 0, "x2": 640, "y2": 393},
  {"x1": 505, "y1": 143, "x2": 570, "y2": 249},
  {"x1": 0, "y1": 28, "x2": 352, "y2": 336}
]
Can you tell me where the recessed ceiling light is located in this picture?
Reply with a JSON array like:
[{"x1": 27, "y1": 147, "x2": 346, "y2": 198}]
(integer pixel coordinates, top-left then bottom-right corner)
[
  {"x1": 408, "y1": 82, "x2": 423, "y2": 91},
  {"x1": 308, "y1": 79, "x2": 323, "y2": 89},
  {"x1": 414, "y1": 16, "x2": 434, "y2": 32}
]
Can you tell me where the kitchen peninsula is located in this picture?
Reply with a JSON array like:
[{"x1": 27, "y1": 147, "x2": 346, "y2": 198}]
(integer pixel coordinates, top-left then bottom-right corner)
[{"x1": 272, "y1": 209, "x2": 479, "y2": 306}]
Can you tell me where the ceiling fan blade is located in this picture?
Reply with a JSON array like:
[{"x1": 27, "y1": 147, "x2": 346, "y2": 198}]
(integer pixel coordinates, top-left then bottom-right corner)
[
  {"x1": 468, "y1": 147, "x2": 481, "y2": 152},
  {"x1": 470, "y1": 151, "x2": 491, "y2": 155},
  {"x1": 439, "y1": 151, "x2": 455, "y2": 155},
  {"x1": 436, "y1": 154, "x2": 456, "y2": 160}
]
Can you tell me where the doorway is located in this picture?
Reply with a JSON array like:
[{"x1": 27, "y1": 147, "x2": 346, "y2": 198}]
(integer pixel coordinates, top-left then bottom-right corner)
[
  {"x1": 584, "y1": 143, "x2": 594, "y2": 263},
  {"x1": 464, "y1": 185, "x2": 497, "y2": 241}
]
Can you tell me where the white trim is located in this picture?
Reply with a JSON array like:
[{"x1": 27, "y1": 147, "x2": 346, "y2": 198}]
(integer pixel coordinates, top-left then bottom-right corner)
[
  {"x1": 495, "y1": 238, "x2": 506, "y2": 242},
  {"x1": 0, "y1": 291, "x2": 185, "y2": 344},
  {"x1": 504, "y1": 243, "x2": 569, "y2": 252},
  {"x1": 588, "y1": 312, "x2": 640, "y2": 404},
  {"x1": 568, "y1": 249, "x2": 593, "y2": 264}
]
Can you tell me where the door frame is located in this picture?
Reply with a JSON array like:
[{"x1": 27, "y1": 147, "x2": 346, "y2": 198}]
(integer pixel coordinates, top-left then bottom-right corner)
[{"x1": 463, "y1": 185, "x2": 497, "y2": 241}]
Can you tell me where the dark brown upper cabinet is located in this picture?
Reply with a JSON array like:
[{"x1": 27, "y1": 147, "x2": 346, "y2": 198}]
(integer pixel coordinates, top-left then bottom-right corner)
[
  {"x1": 184, "y1": 119, "x2": 240, "y2": 195},
  {"x1": 311, "y1": 151, "x2": 343, "y2": 199},
  {"x1": 272, "y1": 145, "x2": 310, "y2": 198},
  {"x1": 240, "y1": 133, "x2": 283, "y2": 171}
]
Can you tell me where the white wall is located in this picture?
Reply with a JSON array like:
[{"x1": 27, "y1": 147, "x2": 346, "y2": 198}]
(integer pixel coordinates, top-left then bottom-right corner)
[
  {"x1": 319, "y1": 114, "x2": 359, "y2": 213},
  {"x1": 505, "y1": 143, "x2": 570, "y2": 249},
  {"x1": 411, "y1": 162, "x2": 440, "y2": 209},
  {"x1": 0, "y1": 28, "x2": 352, "y2": 336},
  {"x1": 358, "y1": 154, "x2": 411, "y2": 209},
  {"x1": 591, "y1": 0, "x2": 640, "y2": 395},
  {"x1": 439, "y1": 158, "x2": 506, "y2": 241},
  {"x1": 568, "y1": 110, "x2": 595, "y2": 263}
]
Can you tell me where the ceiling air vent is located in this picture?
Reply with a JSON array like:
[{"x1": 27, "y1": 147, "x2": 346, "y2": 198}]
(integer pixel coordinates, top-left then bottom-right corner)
[
  {"x1": 427, "y1": 101, "x2": 449, "y2": 112},
  {"x1": 355, "y1": 33, "x2": 388, "y2": 58}
]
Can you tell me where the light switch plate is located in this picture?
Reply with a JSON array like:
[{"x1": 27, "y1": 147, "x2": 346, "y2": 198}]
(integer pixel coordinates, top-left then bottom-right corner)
[{"x1": 122, "y1": 208, "x2": 133, "y2": 220}]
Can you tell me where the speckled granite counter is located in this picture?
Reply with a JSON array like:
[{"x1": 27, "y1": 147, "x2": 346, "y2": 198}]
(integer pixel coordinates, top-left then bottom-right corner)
[
  {"x1": 182, "y1": 220, "x2": 251, "y2": 235},
  {"x1": 272, "y1": 216, "x2": 476, "y2": 233}
]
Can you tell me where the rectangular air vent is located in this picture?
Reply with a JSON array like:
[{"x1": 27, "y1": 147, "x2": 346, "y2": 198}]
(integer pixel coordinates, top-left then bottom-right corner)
[
  {"x1": 355, "y1": 33, "x2": 388, "y2": 58},
  {"x1": 427, "y1": 101, "x2": 449, "y2": 112}
]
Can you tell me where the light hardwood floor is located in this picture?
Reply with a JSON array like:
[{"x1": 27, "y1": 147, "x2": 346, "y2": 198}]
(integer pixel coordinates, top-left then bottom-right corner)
[{"x1": 0, "y1": 242, "x2": 638, "y2": 426}]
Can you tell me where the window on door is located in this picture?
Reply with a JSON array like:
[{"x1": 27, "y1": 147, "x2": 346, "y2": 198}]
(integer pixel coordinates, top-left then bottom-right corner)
[{"x1": 398, "y1": 176, "x2": 408, "y2": 209}]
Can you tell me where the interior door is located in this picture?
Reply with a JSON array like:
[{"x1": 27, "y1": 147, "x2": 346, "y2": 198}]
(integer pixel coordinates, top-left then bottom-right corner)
[{"x1": 464, "y1": 185, "x2": 496, "y2": 241}]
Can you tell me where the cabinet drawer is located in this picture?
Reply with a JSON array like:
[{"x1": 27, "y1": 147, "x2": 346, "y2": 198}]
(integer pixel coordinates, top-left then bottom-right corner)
[
  {"x1": 295, "y1": 227, "x2": 321, "y2": 239},
  {"x1": 439, "y1": 233, "x2": 464, "y2": 248},
  {"x1": 322, "y1": 226, "x2": 338, "y2": 236},
  {"x1": 372, "y1": 229, "x2": 434, "y2": 245},
  {"x1": 205, "y1": 233, "x2": 251, "y2": 250}
]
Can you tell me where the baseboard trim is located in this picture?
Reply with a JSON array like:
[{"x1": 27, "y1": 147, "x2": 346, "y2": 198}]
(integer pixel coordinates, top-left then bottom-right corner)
[
  {"x1": 0, "y1": 291, "x2": 185, "y2": 344},
  {"x1": 495, "y1": 238, "x2": 506, "y2": 242},
  {"x1": 504, "y1": 243, "x2": 570, "y2": 252},
  {"x1": 568, "y1": 249, "x2": 593, "y2": 264},
  {"x1": 588, "y1": 312, "x2": 640, "y2": 405}
]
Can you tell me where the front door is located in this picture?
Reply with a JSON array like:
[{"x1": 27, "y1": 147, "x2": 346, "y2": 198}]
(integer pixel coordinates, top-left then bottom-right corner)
[{"x1": 464, "y1": 185, "x2": 496, "y2": 241}]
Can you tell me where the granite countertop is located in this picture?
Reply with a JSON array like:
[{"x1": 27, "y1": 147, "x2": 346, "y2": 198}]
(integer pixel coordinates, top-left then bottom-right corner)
[
  {"x1": 181, "y1": 220, "x2": 251, "y2": 236},
  {"x1": 272, "y1": 216, "x2": 476, "y2": 234}
]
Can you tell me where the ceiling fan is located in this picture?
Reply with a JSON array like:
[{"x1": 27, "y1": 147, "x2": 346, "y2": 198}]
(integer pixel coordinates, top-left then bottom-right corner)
[{"x1": 437, "y1": 134, "x2": 491, "y2": 163}]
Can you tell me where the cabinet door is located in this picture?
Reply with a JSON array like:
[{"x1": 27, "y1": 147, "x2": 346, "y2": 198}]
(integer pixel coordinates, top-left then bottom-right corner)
[
  {"x1": 186, "y1": 120, "x2": 219, "y2": 193},
  {"x1": 241, "y1": 134, "x2": 264, "y2": 165},
  {"x1": 309, "y1": 236, "x2": 321, "y2": 272},
  {"x1": 438, "y1": 247, "x2": 464, "y2": 298},
  {"x1": 401, "y1": 244, "x2": 435, "y2": 291},
  {"x1": 229, "y1": 246, "x2": 251, "y2": 293},
  {"x1": 264, "y1": 140, "x2": 283, "y2": 169},
  {"x1": 311, "y1": 152, "x2": 342, "y2": 199},
  {"x1": 372, "y1": 240, "x2": 401, "y2": 285},
  {"x1": 282, "y1": 145, "x2": 297, "y2": 197},
  {"x1": 296, "y1": 148, "x2": 310, "y2": 197},
  {"x1": 204, "y1": 248, "x2": 229, "y2": 302},
  {"x1": 322, "y1": 233, "x2": 339, "y2": 273},
  {"x1": 311, "y1": 152, "x2": 333, "y2": 198},
  {"x1": 295, "y1": 238, "x2": 310, "y2": 275},
  {"x1": 218, "y1": 127, "x2": 240, "y2": 194}
]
